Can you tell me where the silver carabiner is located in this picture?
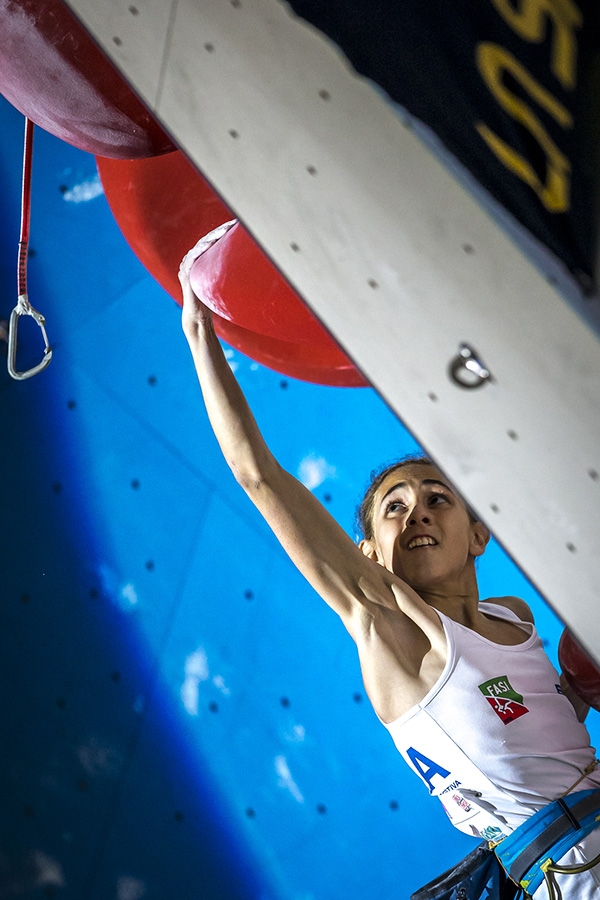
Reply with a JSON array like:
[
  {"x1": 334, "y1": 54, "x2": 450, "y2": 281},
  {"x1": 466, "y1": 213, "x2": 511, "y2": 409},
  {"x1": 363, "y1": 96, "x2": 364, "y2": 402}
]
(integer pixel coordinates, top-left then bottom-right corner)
[
  {"x1": 449, "y1": 343, "x2": 492, "y2": 389},
  {"x1": 7, "y1": 293, "x2": 53, "y2": 380}
]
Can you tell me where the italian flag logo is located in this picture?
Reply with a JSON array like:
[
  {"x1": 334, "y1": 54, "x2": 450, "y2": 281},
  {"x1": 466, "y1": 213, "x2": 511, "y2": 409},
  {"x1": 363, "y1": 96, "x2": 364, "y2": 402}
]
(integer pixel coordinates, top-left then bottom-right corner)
[{"x1": 478, "y1": 675, "x2": 529, "y2": 724}]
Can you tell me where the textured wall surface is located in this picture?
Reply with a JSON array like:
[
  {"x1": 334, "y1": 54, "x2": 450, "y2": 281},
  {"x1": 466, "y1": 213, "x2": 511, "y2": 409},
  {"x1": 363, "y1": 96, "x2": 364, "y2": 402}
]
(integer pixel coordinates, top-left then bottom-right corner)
[{"x1": 1, "y1": 94, "x2": 597, "y2": 900}]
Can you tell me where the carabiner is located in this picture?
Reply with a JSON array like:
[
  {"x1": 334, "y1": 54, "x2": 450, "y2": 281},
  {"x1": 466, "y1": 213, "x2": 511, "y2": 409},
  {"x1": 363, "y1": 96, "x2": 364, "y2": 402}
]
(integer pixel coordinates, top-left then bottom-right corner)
[{"x1": 7, "y1": 293, "x2": 53, "y2": 381}]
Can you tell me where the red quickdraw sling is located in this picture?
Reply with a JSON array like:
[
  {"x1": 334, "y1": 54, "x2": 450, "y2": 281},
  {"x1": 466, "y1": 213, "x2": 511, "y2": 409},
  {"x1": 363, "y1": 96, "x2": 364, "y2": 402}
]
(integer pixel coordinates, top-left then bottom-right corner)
[{"x1": 7, "y1": 118, "x2": 52, "y2": 380}]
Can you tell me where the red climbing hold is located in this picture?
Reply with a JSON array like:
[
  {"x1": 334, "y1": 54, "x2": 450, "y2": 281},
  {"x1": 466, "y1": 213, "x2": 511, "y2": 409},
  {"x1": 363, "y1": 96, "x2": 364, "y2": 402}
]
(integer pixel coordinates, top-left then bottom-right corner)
[
  {"x1": 97, "y1": 152, "x2": 366, "y2": 386},
  {"x1": 189, "y1": 221, "x2": 338, "y2": 349},
  {"x1": 0, "y1": 0, "x2": 174, "y2": 158},
  {"x1": 559, "y1": 629, "x2": 600, "y2": 711}
]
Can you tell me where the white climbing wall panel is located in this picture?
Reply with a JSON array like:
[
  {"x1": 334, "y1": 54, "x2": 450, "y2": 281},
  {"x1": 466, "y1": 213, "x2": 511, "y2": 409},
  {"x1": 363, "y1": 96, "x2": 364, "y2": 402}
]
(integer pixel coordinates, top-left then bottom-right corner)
[{"x1": 63, "y1": 0, "x2": 600, "y2": 656}]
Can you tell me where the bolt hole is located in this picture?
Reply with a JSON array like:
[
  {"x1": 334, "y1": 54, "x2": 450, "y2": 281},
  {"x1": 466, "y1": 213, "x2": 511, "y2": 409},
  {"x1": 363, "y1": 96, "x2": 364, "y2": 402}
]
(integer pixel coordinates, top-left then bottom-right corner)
[
  {"x1": 67, "y1": 399, "x2": 76, "y2": 410},
  {"x1": 427, "y1": 392, "x2": 438, "y2": 402},
  {"x1": 113, "y1": 36, "x2": 123, "y2": 46},
  {"x1": 204, "y1": 42, "x2": 215, "y2": 52},
  {"x1": 145, "y1": 560, "x2": 155, "y2": 571},
  {"x1": 174, "y1": 810, "x2": 185, "y2": 822},
  {"x1": 147, "y1": 374, "x2": 157, "y2": 386},
  {"x1": 20, "y1": 593, "x2": 30, "y2": 605},
  {"x1": 290, "y1": 242, "x2": 300, "y2": 252},
  {"x1": 229, "y1": 129, "x2": 239, "y2": 139},
  {"x1": 209, "y1": 701, "x2": 219, "y2": 713},
  {"x1": 280, "y1": 380, "x2": 289, "y2": 390},
  {"x1": 368, "y1": 279, "x2": 378, "y2": 289},
  {"x1": 128, "y1": 5, "x2": 139, "y2": 13},
  {"x1": 566, "y1": 542, "x2": 577, "y2": 553},
  {"x1": 53, "y1": 482, "x2": 63, "y2": 493},
  {"x1": 90, "y1": 587, "x2": 99, "y2": 600},
  {"x1": 353, "y1": 692, "x2": 363, "y2": 703},
  {"x1": 490, "y1": 503, "x2": 500, "y2": 513},
  {"x1": 56, "y1": 698, "x2": 66, "y2": 710},
  {"x1": 131, "y1": 479, "x2": 140, "y2": 490},
  {"x1": 507, "y1": 430, "x2": 518, "y2": 441},
  {"x1": 389, "y1": 800, "x2": 399, "y2": 811},
  {"x1": 589, "y1": 469, "x2": 599, "y2": 481},
  {"x1": 462, "y1": 244, "x2": 474, "y2": 254},
  {"x1": 111, "y1": 671, "x2": 121, "y2": 683},
  {"x1": 318, "y1": 89, "x2": 331, "y2": 100},
  {"x1": 244, "y1": 589, "x2": 254, "y2": 600},
  {"x1": 316, "y1": 803, "x2": 327, "y2": 814},
  {"x1": 306, "y1": 165, "x2": 317, "y2": 175},
  {"x1": 280, "y1": 697, "x2": 290, "y2": 707},
  {"x1": 245, "y1": 807, "x2": 256, "y2": 818}
]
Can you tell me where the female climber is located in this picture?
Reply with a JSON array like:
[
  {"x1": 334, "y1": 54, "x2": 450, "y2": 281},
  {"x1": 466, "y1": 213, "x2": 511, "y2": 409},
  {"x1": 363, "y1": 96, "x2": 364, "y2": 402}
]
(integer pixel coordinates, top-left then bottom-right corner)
[{"x1": 179, "y1": 258, "x2": 600, "y2": 900}]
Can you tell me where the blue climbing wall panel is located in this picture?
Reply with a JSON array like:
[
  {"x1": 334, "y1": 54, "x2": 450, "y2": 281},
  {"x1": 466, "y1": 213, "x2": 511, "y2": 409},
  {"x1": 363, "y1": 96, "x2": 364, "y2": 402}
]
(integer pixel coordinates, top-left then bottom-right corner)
[{"x1": 1, "y1": 94, "x2": 598, "y2": 900}]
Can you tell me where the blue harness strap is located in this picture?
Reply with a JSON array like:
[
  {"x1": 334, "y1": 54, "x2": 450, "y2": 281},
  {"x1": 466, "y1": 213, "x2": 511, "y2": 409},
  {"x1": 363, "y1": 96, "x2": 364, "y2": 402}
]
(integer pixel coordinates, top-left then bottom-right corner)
[{"x1": 494, "y1": 789, "x2": 600, "y2": 896}]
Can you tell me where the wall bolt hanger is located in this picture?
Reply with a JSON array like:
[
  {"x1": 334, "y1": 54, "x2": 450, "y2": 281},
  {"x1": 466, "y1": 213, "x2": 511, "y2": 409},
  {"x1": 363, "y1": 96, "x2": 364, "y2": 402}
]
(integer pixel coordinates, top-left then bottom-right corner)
[{"x1": 449, "y1": 343, "x2": 492, "y2": 389}]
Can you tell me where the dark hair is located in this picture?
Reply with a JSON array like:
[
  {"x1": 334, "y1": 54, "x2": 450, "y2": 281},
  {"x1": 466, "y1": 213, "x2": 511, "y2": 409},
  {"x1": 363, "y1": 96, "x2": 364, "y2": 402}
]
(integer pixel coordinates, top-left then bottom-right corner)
[{"x1": 356, "y1": 454, "x2": 434, "y2": 541}]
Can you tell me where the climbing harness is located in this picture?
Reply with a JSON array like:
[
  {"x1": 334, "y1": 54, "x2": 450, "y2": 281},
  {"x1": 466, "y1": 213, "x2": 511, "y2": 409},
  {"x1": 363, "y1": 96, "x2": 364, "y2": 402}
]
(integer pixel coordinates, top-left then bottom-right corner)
[
  {"x1": 493, "y1": 788, "x2": 600, "y2": 898},
  {"x1": 7, "y1": 118, "x2": 52, "y2": 380},
  {"x1": 411, "y1": 779, "x2": 600, "y2": 900}
]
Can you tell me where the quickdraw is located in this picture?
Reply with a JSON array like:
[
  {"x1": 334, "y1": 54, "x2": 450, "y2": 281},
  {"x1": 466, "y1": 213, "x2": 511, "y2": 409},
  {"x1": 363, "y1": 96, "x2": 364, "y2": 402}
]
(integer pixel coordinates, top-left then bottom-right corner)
[{"x1": 7, "y1": 118, "x2": 52, "y2": 381}]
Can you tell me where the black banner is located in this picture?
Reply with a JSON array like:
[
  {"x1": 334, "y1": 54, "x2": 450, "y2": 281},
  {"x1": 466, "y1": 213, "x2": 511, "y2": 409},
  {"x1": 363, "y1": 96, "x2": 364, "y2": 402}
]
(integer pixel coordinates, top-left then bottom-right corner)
[{"x1": 289, "y1": 0, "x2": 600, "y2": 290}]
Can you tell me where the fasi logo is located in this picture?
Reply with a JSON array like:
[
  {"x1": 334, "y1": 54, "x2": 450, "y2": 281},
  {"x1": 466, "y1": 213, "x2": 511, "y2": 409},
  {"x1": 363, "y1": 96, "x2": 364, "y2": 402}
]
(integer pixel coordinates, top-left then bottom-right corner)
[{"x1": 478, "y1": 674, "x2": 529, "y2": 724}]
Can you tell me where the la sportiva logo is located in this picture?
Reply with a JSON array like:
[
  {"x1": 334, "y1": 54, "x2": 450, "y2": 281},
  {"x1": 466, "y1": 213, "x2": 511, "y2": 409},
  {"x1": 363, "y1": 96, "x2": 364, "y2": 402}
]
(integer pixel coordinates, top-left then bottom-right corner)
[{"x1": 478, "y1": 675, "x2": 529, "y2": 724}]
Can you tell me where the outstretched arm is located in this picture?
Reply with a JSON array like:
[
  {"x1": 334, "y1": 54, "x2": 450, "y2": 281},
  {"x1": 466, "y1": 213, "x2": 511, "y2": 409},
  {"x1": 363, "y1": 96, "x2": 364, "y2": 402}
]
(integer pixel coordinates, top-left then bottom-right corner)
[
  {"x1": 179, "y1": 264, "x2": 278, "y2": 494},
  {"x1": 178, "y1": 265, "x2": 431, "y2": 639}
]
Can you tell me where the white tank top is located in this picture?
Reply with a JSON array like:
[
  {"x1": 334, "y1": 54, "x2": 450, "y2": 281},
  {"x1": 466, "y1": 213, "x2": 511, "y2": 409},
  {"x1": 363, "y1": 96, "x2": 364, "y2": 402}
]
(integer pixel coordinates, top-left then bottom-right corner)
[{"x1": 382, "y1": 603, "x2": 600, "y2": 843}]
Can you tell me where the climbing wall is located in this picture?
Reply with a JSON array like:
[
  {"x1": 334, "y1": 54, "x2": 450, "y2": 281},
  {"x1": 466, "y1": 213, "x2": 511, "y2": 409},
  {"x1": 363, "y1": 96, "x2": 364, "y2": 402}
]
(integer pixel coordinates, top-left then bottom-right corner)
[
  {"x1": 3, "y1": 94, "x2": 598, "y2": 899},
  {"x1": 60, "y1": 0, "x2": 600, "y2": 659},
  {"x1": 0, "y1": 98, "x2": 443, "y2": 899}
]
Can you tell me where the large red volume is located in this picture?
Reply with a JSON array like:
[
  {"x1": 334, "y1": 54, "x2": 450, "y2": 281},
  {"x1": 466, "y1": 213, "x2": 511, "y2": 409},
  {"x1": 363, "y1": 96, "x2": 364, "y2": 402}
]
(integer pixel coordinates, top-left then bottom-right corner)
[
  {"x1": 97, "y1": 152, "x2": 366, "y2": 386},
  {"x1": 189, "y1": 221, "x2": 338, "y2": 348},
  {"x1": 0, "y1": 0, "x2": 174, "y2": 158}
]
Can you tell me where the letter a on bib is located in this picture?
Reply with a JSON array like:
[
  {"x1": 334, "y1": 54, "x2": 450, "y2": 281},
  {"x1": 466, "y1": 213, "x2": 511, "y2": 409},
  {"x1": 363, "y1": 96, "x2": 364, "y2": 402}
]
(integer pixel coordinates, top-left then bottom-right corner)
[{"x1": 406, "y1": 747, "x2": 451, "y2": 794}]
